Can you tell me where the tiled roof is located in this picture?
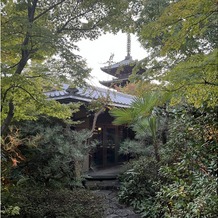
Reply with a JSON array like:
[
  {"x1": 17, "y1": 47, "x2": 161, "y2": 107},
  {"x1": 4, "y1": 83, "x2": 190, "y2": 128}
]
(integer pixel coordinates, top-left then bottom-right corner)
[
  {"x1": 101, "y1": 57, "x2": 136, "y2": 73},
  {"x1": 45, "y1": 85, "x2": 134, "y2": 108}
]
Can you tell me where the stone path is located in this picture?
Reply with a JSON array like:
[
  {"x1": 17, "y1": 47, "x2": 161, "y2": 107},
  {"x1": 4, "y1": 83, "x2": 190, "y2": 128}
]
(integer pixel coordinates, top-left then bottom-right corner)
[{"x1": 92, "y1": 190, "x2": 142, "y2": 218}]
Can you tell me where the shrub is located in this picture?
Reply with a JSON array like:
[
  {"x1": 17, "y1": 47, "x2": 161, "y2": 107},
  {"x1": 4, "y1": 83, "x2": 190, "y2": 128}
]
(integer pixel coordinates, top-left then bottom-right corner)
[
  {"x1": 1, "y1": 185, "x2": 104, "y2": 218},
  {"x1": 118, "y1": 157, "x2": 161, "y2": 210},
  {"x1": 118, "y1": 104, "x2": 218, "y2": 217},
  {"x1": 3, "y1": 117, "x2": 96, "y2": 188},
  {"x1": 1, "y1": 117, "x2": 100, "y2": 217},
  {"x1": 153, "y1": 104, "x2": 218, "y2": 217}
]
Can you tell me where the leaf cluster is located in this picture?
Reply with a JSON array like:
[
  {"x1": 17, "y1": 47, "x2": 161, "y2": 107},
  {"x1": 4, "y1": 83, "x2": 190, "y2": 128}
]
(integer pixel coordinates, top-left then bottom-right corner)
[
  {"x1": 1, "y1": 117, "x2": 97, "y2": 188},
  {"x1": 130, "y1": 0, "x2": 217, "y2": 108}
]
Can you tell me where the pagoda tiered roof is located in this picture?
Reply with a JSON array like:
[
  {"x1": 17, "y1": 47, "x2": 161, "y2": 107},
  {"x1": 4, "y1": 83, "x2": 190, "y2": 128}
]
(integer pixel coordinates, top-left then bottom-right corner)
[
  {"x1": 100, "y1": 56, "x2": 136, "y2": 77},
  {"x1": 99, "y1": 34, "x2": 145, "y2": 88}
]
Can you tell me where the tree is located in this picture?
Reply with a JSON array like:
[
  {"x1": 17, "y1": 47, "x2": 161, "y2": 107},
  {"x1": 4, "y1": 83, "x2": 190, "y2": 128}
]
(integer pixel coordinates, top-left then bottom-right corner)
[
  {"x1": 114, "y1": 80, "x2": 158, "y2": 96},
  {"x1": 1, "y1": 0, "x2": 136, "y2": 135},
  {"x1": 110, "y1": 91, "x2": 170, "y2": 162},
  {"x1": 131, "y1": 0, "x2": 217, "y2": 107},
  {"x1": 112, "y1": 1, "x2": 218, "y2": 216}
]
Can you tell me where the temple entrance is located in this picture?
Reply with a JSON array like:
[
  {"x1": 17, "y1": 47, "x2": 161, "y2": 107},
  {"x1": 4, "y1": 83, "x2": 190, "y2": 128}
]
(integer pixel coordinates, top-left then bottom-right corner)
[{"x1": 92, "y1": 125, "x2": 121, "y2": 168}]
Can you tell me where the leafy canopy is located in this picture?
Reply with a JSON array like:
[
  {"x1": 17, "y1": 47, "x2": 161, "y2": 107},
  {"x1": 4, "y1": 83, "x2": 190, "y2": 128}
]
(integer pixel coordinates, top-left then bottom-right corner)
[
  {"x1": 110, "y1": 91, "x2": 170, "y2": 125},
  {"x1": 131, "y1": 0, "x2": 218, "y2": 107},
  {"x1": 1, "y1": 0, "x2": 137, "y2": 134}
]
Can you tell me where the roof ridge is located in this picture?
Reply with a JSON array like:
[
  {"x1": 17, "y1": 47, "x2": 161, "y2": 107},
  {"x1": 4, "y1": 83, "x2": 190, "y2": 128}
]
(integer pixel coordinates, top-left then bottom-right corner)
[
  {"x1": 86, "y1": 85, "x2": 135, "y2": 98},
  {"x1": 45, "y1": 84, "x2": 134, "y2": 108}
]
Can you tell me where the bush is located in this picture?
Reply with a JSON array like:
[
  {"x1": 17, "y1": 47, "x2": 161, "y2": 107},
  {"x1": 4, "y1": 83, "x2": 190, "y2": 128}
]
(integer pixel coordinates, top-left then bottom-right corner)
[
  {"x1": 118, "y1": 104, "x2": 218, "y2": 217},
  {"x1": 2, "y1": 117, "x2": 96, "y2": 188},
  {"x1": 153, "y1": 104, "x2": 218, "y2": 217},
  {"x1": 119, "y1": 139, "x2": 151, "y2": 158},
  {"x1": 1, "y1": 185, "x2": 104, "y2": 218},
  {"x1": 118, "y1": 157, "x2": 161, "y2": 210},
  {"x1": 156, "y1": 171, "x2": 218, "y2": 218},
  {"x1": 1, "y1": 117, "x2": 100, "y2": 217}
]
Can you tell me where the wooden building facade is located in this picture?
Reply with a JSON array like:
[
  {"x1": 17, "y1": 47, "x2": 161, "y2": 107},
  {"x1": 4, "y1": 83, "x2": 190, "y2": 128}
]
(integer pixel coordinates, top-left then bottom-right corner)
[
  {"x1": 45, "y1": 35, "x2": 144, "y2": 171},
  {"x1": 45, "y1": 85, "x2": 135, "y2": 170}
]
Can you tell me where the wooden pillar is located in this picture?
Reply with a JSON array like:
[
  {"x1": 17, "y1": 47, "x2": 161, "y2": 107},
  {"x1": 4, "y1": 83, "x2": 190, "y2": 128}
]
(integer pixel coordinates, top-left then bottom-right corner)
[
  {"x1": 103, "y1": 126, "x2": 107, "y2": 167},
  {"x1": 115, "y1": 126, "x2": 119, "y2": 164}
]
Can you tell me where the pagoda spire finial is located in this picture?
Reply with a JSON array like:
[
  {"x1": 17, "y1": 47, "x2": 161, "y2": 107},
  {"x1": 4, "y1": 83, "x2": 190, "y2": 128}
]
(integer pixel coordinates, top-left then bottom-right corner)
[{"x1": 126, "y1": 33, "x2": 132, "y2": 60}]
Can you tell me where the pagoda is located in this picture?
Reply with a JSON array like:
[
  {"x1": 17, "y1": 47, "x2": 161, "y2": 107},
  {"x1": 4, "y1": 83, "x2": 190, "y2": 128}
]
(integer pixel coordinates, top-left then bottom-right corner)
[{"x1": 100, "y1": 34, "x2": 144, "y2": 88}]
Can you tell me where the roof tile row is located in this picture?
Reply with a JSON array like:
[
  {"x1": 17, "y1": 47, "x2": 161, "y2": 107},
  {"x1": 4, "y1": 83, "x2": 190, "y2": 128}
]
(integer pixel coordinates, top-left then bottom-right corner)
[{"x1": 45, "y1": 85, "x2": 134, "y2": 108}]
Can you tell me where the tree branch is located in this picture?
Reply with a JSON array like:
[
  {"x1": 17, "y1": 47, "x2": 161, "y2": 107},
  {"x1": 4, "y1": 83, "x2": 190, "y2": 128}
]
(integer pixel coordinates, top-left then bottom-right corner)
[
  {"x1": 196, "y1": 80, "x2": 218, "y2": 86},
  {"x1": 91, "y1": 107, "x2": 105, "y2": 134},
  {"x1": 56, "y1": 7, "x2": 94, "y2": 33},
  {"x1": 1, "y1": 84, "x2": 39, "y2": 110},
  {"x1": 60, "y1": 18, "x2": 103, "y2": 33},
  {"x1": 1, "y1": 85, "x2": 16, "y2": 107},
  {"x1": 164, "y1": 10, "x2": 216, "y2": 28},
  {"x1": 28, "y1": 0, "x2": 38, "y2": 22},
  {"x1": 163, "y1": 78, "x2": 218, "y2": 93},
  {"x1": 33, "y1": 0, "x2": 66, "y2": 21},
  {"x1": 25, "y1": 75, "x2": 43, "y2": 79},
  {"x1": 13, "y1": 85, "x2": 39, "y2": 102},
  {"x1": 5, "y1": 62, "x2": 21, "y2": 70},
  {"x1": 15, "y1": 1, "x2": 42, "y2": 75}
]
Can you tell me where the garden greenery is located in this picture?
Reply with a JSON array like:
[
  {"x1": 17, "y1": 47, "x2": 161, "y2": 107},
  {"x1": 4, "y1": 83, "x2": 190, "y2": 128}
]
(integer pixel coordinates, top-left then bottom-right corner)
[
  {"x1": 117, "y1": 103, "x2": 218, "y2": 217},
  {"x1": 1, "y1": 117, "x2": 98, "y2": 217}
]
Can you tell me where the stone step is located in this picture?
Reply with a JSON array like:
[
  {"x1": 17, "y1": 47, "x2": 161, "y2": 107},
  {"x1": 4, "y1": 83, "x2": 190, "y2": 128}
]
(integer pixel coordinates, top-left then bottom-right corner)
[
  {"x1": 84, "y1": 174, "x2": 118, "y2": 180},
  {"x1": 84, "y1": 179, "x2": 120, "y2": 190}
]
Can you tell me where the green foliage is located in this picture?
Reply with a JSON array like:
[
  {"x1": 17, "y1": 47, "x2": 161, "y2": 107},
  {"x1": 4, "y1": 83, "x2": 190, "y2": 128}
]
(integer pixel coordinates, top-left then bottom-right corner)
[
  {"x1": 1, "y1": 0, "x2": 135, "y2": 71},
  {"x1": 1, "y1": 73, "x2": 79, "y2": 122},
  {"x1": 1, "y1": 186, "x2": 103, "y2": 218},
  {"x1": 165, "y1": 49, "x2": 218, "y2": 107},
  {"x1": 132, "y1": 0, "x2": 217, "y2": 109},
  {"x1": 1, "y1": 0, "x2": 138, "y2": 133},
  {"x1": 119, "y1": 139, "x2": 149, "y2": 158},
  {"x1": 154, "y1": 104, "x2": 218, "y2": 217},
  {"x1": 118, "y1": 157, "x2": 161, "y2": 210},
  {"x1": 1, "y1": 116, "x2": 101, "y2": 217},
  {"x1": 118, "y1": 103, "x2": 218, "y2": 217},
  {"x1": 1, "y1": 117, "x2": 96, "y2": 188},
  {"x1": 1, "y1": 206, "x2": 20, "y2": 217},
  {"x1": 119, "y1": 116, "x2": 160, "y2": 158},
  {"x1": 115, "y1": 1, "x2": 217, "y2": 216},
  {"x1": 156, "y1": 171, "x2": 218, "y2": 218},
  {"x1": 110, "y1": 91, "x2": 168, "y2": 125},
  {"x1": 140, "y1": 0, "x2": 216, "y2": 53},
  {"x1": 111, "y1": 91, "x2": 170, "y2": 162}
]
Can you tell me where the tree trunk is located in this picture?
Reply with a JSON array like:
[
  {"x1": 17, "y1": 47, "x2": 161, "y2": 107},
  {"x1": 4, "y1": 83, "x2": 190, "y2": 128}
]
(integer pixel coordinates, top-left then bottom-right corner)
[
  {"x1": 74, "y1": 159, "x2": 83, "y2": 180},
  {"x1": 153, "y1": 140, "x2": 160, "y2": 162},
  {"x1": 2, "y1": 1, "x2": 38, "y2": 132},
  {"x1": 1, "y1": 100, "x2": 14, "y2": 135},
  {"x1": 90, "y1": 107, "x2": 105, "y2": 135}
]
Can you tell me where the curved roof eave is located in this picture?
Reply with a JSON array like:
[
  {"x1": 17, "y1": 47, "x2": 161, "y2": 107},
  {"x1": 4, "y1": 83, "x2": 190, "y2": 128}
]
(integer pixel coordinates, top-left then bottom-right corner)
[
  {"x1": 44, "y1": 85, "x2": 134, "y2": 108},
  {"x1": 101, "y1": 58, "x2": 136, "y2": 73}
]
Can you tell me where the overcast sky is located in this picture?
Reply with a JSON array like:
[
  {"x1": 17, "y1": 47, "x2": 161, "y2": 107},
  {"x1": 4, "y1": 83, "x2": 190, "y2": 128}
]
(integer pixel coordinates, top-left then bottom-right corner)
[{"x1": 76, "y1": 32, "x2": 147, "y2": 87}]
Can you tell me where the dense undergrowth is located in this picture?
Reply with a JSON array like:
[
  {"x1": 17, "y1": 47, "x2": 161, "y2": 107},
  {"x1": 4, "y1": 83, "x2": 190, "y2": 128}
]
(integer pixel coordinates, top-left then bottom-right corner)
[
  {"x1": 2, "y1": 186, "x2": 103, "y2": 218},
  {"x1": 1, "y1": 117, "x2": 101, "y2": 218},
  {"x1": 118, "y1": 104, "x2": 218, "y2": 218}
]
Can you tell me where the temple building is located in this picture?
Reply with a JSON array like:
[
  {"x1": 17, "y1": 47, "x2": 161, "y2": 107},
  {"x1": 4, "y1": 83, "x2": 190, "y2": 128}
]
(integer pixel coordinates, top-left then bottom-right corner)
[
  {"x1": 100, "y1": 34, "x2": 144, "y2": 88},
  {"x1": 46, "y1": 34, "x2": 141, "y2": 171},
  {"x1": 45, "y1": 85, "x2": 135, "y2": 170}
]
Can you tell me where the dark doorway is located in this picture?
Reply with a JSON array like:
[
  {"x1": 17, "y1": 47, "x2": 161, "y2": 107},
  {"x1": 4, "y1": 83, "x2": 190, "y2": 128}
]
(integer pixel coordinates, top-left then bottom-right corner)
[
  {"x1": 92, "y1": 126, "x2": 119, "y2": 168},
  {"x1": 91, "y1": 125, "x2": 134, "y2": 168}
]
